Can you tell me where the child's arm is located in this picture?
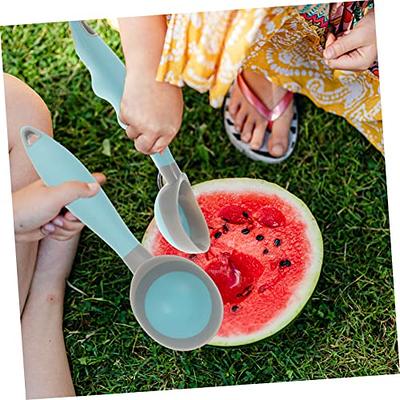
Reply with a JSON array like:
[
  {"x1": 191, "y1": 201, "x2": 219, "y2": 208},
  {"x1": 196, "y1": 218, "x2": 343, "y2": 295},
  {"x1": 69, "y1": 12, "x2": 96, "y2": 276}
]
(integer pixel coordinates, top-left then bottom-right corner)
[
  {"x1": 118, "y1": 16, "x2": 183, "y2": 155},
  {"x1": 13, "y1": 173, "x2": 105, "y2": 242},
  {"x1": 323, "y1": 10, "x2": 377, "y2": 71}
]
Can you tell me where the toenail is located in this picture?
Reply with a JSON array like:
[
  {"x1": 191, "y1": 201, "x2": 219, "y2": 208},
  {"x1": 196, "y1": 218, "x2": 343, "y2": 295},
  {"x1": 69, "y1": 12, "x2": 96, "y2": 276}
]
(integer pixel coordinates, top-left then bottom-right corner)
[
  {"x1": 272, "y1": 144, "x2": 284, "y2": 156},
  {"x1": 53, "y1": 217, "x2": 64, "y2": 227},
  {"x1": 43, "y1": 223, "x2": 56, "y2": 233}
]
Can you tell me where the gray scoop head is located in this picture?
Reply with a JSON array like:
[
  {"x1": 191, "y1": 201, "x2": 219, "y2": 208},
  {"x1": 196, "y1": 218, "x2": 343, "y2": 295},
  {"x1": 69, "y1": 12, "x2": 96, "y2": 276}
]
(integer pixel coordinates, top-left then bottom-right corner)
[
  {"x1": 127, "y1": 254, "x2": 223, "y2": 351},
  {"x1": 155, "y1": 173, "x2": 210, "y2": 254}
]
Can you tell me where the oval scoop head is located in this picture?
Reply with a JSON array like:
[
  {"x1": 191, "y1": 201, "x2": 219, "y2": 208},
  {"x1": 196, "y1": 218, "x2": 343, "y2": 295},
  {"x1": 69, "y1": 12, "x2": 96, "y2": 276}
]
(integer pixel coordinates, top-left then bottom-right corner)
[
  {"x1": 154, "y1": 175, "x2": 210, "y2": 254},
  {"x1": 130, "y1": 255, "x2": 223, "y2": 351}
]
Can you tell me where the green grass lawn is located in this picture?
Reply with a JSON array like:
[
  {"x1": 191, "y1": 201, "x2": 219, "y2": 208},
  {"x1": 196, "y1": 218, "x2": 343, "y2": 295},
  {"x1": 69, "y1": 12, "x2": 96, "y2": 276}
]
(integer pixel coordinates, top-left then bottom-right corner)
[{"x1": 1, "y1": 20, "x2": 398, "y2": 396}]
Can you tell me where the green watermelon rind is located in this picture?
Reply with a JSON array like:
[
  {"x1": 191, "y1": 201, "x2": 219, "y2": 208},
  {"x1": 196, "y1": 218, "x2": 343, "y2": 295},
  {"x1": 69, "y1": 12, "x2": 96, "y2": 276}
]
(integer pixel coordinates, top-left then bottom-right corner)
[{"x1": 142, "y1": 178, "x2": 324, "y2": 347}]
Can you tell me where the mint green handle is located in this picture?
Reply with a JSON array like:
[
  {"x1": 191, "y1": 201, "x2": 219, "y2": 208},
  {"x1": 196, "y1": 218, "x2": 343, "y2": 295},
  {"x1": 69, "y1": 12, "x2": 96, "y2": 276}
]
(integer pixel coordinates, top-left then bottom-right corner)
[
  {"x1": 69, "y1": 21, "x2": 175, "y2": 168},
  {"x1": 20, "y1": 126, "x2": 140, "y2": 258}
]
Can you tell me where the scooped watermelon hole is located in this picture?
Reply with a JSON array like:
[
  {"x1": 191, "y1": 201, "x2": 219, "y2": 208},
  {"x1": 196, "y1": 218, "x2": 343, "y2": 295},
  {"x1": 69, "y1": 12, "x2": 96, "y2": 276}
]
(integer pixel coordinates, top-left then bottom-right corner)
[
  {"x1": 256, "y1": 206, "x2": 286, "y2": 228},
  {"x1": 219, "y1": 205, "x2": 251, "y2": 225},
  {"x1": 205, "y1": 251, "x2": 264, "y2": 305}
]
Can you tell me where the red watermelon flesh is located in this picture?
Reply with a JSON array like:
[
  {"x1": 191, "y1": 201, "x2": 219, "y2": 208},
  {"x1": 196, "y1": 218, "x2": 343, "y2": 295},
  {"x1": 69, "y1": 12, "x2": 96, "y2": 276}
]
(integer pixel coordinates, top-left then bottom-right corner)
[{"x1": 143, "y1": 179, "x2": 323, "y2": 346}]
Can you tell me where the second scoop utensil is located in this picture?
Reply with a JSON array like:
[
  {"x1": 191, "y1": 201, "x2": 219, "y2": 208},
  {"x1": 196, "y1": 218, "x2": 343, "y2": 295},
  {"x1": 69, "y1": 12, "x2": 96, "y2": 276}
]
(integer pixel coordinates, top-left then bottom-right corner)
[
  {"x1": 69, "y1": 20, "x2": 210, "y2": 255},
  {"x1": 20, "y1": 126, "x2": 223, "y2": 351}
]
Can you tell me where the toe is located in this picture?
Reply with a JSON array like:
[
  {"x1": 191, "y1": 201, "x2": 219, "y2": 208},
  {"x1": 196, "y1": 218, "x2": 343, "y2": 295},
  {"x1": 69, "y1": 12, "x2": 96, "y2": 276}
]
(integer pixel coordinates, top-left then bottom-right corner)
[
  {"x1": 241, "y1": 117, "x2": 255, "y2": 143},
  {"x1": 228, "y1": 97, "x2": 241, "y2": 118},
  {"x1": 267, "y1": 102, "x2": 293, "y2": 157},
  {"x1": 228, "y1": 85, "x2": 242, "y2": 117},
  {"x1": 250, "y1": 118, "x2": 267, "y2": 149},
  {"x1": 234, "y1": 107, "x2": 247, "y2": 133}
]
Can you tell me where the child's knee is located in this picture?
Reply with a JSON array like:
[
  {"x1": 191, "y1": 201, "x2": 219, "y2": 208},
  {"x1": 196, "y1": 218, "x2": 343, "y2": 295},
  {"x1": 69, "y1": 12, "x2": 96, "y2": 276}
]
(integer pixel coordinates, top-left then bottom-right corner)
[{"x1": 4, "y1": 73, "x2": 53, "y2": 147}]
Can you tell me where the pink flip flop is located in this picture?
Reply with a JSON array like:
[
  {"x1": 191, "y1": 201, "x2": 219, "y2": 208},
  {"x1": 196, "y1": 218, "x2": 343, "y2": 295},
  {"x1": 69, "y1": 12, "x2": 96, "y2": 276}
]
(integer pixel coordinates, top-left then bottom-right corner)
[{"x1": 223, "y1": 71, "x2": 298, "y2": 164}]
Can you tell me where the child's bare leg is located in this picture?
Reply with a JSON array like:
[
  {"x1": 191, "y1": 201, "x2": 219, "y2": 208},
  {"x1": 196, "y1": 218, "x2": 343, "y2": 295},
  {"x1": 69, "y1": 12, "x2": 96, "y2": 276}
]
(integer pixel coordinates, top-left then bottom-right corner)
[
  {"x1": 4, "y1": 73, "x2": 53, "y2": 313},
  {"x1": 21, "y1": 236, "x2": 78, "y2": 399},
  {"x1": 5, "y1": 73, "x2": 78, "y2": 397}
]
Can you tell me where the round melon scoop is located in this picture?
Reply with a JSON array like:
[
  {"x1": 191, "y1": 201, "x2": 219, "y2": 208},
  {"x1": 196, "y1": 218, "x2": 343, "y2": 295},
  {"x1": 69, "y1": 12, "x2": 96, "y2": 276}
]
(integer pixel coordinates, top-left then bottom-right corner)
[
  {"x1": 20, "y1": 126, "x2": 223, "y2": 351},
  {"x1": 69, "y1": 20, "x2": 210, "y2": 255}
]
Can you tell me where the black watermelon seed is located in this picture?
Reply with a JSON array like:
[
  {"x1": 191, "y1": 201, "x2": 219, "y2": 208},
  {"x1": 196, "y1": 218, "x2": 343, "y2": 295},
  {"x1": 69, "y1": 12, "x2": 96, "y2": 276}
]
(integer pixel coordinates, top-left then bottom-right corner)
[
  {"x1": 231, "y1": 305, "x2": 239, "y2": 312},
  {"x1": 279, "y1": 259, "x2": 292, "y2": 267},
  {"x1": 222, "y1": 224, "x2": 229, "y2": 233},
  {"x1": 243, "y1": 211, "x2": 249, "y2": 218},
  {"x1": 189, "y1": 254, "x2": 197, "y2": 260},
  {"x1": 241, "y1": 228, "x2": 250, "y2": 235},
  {"x1": 263, "y1": 248, "x2": 269, "y2": 255},
  {"x1": 256, "y1": 235, "x2": 264, "y2": 241},
  {"x1": 214, "y1": 231, "x2": 222, "y2": 239},
  {"x1": 274, "y1": 239, "x2": 281, "y2": 247}
]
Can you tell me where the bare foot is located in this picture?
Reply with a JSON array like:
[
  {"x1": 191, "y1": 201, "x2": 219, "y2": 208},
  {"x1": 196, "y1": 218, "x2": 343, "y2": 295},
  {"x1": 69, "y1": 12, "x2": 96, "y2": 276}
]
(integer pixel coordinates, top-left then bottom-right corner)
[{"x1": 228, "y1": 70, "x2": 294, "y2": 157}]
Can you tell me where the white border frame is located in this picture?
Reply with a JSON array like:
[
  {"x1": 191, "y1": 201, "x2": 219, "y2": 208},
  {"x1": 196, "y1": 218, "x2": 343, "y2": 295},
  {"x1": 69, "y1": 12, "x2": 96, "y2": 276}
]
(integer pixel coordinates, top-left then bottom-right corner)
[{"x1": 0, "y1": 1, "x2": 399, "y2": 399}]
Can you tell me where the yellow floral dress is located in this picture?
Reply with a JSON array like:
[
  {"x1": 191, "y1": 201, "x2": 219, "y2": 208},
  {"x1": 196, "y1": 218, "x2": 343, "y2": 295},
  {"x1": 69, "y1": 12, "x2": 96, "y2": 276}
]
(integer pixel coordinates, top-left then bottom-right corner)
[{"x1": 156, "y1": 5, "x2": 383, "y2": 153}]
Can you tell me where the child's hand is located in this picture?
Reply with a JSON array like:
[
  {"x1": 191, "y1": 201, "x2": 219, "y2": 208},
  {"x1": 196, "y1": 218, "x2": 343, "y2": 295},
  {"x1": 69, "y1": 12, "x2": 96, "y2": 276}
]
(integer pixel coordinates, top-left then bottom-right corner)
[
  {"x1": 120, "y1": 71, "x2": 183, "y2": 155},
  {"x1": 13, "y1": 173, "x2": 106, "y2": 242},
  {"x1": 323, "y1": 10, "x2": 377, "y2": 71}
]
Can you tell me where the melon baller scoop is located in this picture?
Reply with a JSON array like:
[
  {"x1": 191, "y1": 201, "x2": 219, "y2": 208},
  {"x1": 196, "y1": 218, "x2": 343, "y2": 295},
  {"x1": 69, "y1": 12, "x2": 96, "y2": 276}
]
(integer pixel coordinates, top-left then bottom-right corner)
[
  {"x1": 20, "y1": 126, "x2": 223, "y2": 351},
  {"x1": 69, "y1": 20, "x2": 210, "y2": 255}
]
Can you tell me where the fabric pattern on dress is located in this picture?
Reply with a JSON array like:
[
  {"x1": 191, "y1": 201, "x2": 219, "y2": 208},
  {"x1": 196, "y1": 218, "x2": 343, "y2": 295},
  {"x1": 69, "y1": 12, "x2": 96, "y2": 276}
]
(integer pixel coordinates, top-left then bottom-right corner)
[{"x1": 155, "y1": 3, "x2": 382, "y2": 153}]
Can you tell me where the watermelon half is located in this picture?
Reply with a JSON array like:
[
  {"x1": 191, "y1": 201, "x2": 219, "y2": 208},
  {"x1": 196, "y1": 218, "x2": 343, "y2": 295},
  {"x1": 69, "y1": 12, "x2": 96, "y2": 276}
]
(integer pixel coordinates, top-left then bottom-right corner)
[{"x1": 143, "y1": 178, "x2": 323, "y2": 346}]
